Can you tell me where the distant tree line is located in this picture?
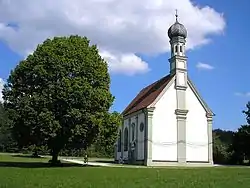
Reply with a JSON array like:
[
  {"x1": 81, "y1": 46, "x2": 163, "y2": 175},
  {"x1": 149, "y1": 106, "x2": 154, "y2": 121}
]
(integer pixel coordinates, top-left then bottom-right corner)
[{"x1": 213, "y1": 102, "x2": 250, "y2": 165}]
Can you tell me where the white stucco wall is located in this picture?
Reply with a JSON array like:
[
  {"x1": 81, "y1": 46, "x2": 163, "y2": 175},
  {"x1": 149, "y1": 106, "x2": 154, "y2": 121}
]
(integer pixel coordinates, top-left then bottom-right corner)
[
  {"x1": 152, "y1": 81, "x2": 178, "y2": 161},
  {"x1": 186, "y1": 85, "x2": 208, "y2": 162}
]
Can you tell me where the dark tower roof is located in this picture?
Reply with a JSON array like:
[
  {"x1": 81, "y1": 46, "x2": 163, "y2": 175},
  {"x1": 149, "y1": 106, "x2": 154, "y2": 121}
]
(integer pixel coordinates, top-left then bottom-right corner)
[{"x1": 168, "y1": 10, "x2": 187, "y2": 39}]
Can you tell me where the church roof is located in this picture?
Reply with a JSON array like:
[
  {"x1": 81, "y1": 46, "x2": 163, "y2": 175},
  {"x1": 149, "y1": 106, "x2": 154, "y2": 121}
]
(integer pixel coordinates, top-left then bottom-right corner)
[{"x1": 122, "y1": 74, "x2": 174, "y2": 116}]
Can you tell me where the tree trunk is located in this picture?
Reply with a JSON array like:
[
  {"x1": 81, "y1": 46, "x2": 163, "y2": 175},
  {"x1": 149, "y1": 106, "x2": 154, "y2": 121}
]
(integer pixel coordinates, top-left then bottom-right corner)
[
  {"x1": 52, "y1": 152, "x2": 58, "y2": 162},
  {"x1": 32, "y1": 150, "x2": 39, "y2": 158},
  {"x1": 50, "y1": 149, "x2": 60, "y2": 166}
]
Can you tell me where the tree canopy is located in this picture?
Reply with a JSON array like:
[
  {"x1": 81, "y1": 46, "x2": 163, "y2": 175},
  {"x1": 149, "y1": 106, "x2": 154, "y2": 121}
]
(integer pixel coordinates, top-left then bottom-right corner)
[{"x1": 3, "y1": 35, "x2": 116, "y2": 164}]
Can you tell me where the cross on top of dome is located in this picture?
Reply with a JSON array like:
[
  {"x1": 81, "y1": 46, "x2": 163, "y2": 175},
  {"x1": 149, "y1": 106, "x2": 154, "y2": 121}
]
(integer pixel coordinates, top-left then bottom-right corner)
[{"x1": 168, "y1": 10, "x2": 187, "y2": 39}]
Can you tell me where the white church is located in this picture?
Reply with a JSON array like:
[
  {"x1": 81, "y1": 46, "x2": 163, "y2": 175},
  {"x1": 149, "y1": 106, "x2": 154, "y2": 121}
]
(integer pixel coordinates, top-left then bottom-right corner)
[{"x1": 114, "y1": 13, "x2": 214, "y2": 166}]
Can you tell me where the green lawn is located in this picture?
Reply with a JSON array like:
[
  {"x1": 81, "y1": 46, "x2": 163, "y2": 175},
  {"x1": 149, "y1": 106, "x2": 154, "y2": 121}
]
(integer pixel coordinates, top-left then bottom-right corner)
[{"x1": 1, "y1": 154, "x2": 250, "y2": 188}]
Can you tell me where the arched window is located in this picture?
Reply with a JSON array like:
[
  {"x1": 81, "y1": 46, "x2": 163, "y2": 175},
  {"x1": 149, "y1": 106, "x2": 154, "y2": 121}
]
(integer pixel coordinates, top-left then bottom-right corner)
[
  {"x1": 175, "y1": 45, "x2": 178, "y2": 53},
  {"x1": 140, "y1": 122, "x2": 144, "y2": 132},
  {"x1": 124, "y1": 127, "x2": 128, "y2": 151},
  {"x1": 118, "y1": 130, "x2": 121, "y2": 152},
  {"x1": 131, "y1": 123, "x2": 135, "y2": 141},
  {"x1": 180, "y1": 46, "x2": 183, "y2": 52}
]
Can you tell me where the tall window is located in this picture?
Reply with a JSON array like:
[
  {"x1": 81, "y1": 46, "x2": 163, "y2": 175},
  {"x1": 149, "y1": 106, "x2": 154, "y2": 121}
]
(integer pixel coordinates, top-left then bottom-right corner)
[
  {"x1": 180, "y1": 46, "x2": 183, "y2": 52},
  {"x1": 140, "y1": 122, "x2": 144, "y2": 132},
  {"x1": 131, "y1": 123, "x2": 135, "y2": 141},
  {"x1": 118, "y1": 130, "x2": 121, "y2": 152},
  {"x1": 175, "y1": 45, "x2": 178, "y2": 53},
  {"x1": 124, "y1": 127, "x2": 128, "y2": 151}
]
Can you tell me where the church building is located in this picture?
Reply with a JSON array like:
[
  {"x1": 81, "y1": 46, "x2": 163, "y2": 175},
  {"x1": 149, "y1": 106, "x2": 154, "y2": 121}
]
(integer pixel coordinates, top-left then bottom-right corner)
[{"x1": 114, "y1": 13, "x2": 214, "y2": 166}]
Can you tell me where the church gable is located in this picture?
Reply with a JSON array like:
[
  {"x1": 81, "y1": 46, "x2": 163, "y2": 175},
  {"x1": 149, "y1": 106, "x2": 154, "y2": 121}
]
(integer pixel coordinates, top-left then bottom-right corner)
[
  {"x1": 122, "y1": 74, "x2": 174, "y2": 116},
  {"x1": 187, "y1": 78, "x2": 214, "y2": 116}
]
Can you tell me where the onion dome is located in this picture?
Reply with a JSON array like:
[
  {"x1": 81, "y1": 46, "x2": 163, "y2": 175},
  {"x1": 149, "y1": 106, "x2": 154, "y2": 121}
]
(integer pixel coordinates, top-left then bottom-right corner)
[{"x1": 168, "y1": 11, "x2": 187, "y2": 39}]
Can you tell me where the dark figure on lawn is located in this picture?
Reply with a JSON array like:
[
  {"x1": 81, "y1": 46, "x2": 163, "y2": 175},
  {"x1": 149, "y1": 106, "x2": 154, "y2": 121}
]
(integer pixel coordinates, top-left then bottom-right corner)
[{"x1": 84, "y1": 154, "x2": 88, "y2": 164}]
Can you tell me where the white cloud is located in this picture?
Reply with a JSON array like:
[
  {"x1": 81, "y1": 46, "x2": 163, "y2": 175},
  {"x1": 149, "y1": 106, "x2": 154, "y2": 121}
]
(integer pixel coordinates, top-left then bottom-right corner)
[
  {"x1": 196, "y1": 62, "x2": 215, "y2": 70},
  {"x1": 100, "y1": 51, "x2": 150, "y2": 76},
  {"x1": 0, "y1": 0, "x2": 225, "y2": 75},
  {"x1": 0, "y1": 78, "x2": 4, "y2": 102},
  {"x1": 234, "y1": 92, "x2": 250, "y2": 97}
]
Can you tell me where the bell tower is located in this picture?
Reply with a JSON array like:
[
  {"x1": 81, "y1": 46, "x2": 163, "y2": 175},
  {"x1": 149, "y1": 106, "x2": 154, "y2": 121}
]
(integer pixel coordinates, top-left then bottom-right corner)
[
  {"x1": 168, "y1": 10, "x2": 188, "y2": 89},
  {"x1": 168, "y1": 10, "x2": 189, "y2": 164}
]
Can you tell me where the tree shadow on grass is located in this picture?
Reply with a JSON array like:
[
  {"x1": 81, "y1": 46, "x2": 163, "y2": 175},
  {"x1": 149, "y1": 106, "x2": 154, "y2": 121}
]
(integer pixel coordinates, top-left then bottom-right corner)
[
  {"x1": 0, "y1": 161, "x2": 87, "y2": 168},
  {"x1": 94, "y1": 160, "x2": 116, "y2": 164},
  {"x1": 0, "y1": 154, "x2": 103, "y2": 168},
  {"x1": 11, "y1": 154, "x2": 43, "y2": 159},
  {"x1": 94, "y1": 160, "x2": 141, "y2": 166},
  {"x1": 0, "y1": 156, "x2": 100, "y2": 168}
]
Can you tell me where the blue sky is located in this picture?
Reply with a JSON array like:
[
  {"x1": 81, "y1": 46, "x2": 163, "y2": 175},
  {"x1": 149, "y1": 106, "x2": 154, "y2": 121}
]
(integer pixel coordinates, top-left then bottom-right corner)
[{"x1": 0, "y1": 0, "x2": 249, "y2": 130}]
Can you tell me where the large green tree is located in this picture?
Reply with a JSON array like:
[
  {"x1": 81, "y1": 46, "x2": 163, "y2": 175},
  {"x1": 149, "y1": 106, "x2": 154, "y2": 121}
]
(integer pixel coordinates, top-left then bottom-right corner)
[
  {"x1": 0, "y1": 102, "x2": 9, "y2": 151},
  {"x1": 0, "y1": 102, "x2": 16, "y2": 152},
  {"x1": 3, "y1": 35, "x2": 114, "y2": 164}
]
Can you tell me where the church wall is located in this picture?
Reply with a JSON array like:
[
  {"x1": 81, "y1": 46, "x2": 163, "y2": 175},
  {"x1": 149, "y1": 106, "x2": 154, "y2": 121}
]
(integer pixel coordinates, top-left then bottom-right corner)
[
  {"x1": 115, "y1": 110, "x2": 146, "y2": 162},
  {"x1": 130, "y1": 115, "x2": 136, "y2": 160},
  {"x1": 123, "y1": 118, "x2": 129, "y2": 160},
  {"x1": 151, "y1": 82, "x2": 178, "y2": 161},
  {"x1": 186, "y1": 86, "x2": 208, "y2": 162},
  {"x1": 130, "y1": 116, "x2": 136, "y2": 143},
  {"x1": 115, "y1": 126, "x2": 122, "y2": 161},
  {"x1": 137, "y1": 112, "x2": 145, "y2": 160}
]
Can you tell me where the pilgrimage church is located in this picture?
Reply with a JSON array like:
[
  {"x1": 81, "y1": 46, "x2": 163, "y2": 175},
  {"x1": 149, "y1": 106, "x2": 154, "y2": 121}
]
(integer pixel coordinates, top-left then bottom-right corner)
[{"x1": 114, "y1": 12, "x2": 214, "y2": 166}]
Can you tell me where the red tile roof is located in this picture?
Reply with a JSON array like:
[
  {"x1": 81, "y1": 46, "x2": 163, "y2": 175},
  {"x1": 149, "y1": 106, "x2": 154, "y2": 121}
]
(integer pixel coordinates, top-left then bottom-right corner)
[{"x1": 122, "y1": 74, "x2": 174, "y2": 116}]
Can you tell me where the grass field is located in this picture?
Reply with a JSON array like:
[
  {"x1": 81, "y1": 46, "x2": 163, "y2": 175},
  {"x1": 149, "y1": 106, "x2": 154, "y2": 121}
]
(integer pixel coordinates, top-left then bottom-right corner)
[{"x1": 1, "y1": 154, "x2": 250, "y2": 188}]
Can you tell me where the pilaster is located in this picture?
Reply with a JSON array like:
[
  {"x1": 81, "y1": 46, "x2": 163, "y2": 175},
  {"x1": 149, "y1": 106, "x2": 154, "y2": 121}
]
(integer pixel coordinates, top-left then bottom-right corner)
[
  {"x1": 136, "y1": 115, "x2": 139, "y2": 160},
  {"x1": 145, "y1": 107, "x2": 155, "y2": 166},
  {"x1": 174, "y1": 55, "x2": 188, "y2": 164},
  {"x1": 128, "y1": 118, "x2": 131, "y2": 162},
  {"x1": 175, "y1": 109, "x2": 188, "y2": 164},
  {"x1": 206, "y1": 113, "x2": 213, "y2": 164},
  {"x1": 121, "y1": 120, "x2": 124, "y2": 158},
  {"x1": 114, "y1": 142, "x2": 117, "y2": 161}
]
